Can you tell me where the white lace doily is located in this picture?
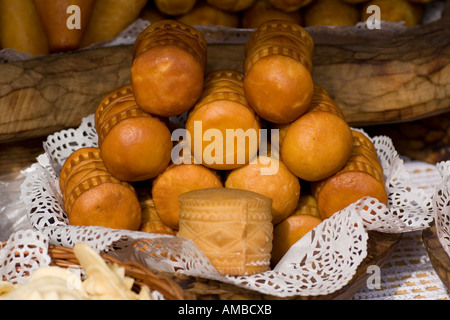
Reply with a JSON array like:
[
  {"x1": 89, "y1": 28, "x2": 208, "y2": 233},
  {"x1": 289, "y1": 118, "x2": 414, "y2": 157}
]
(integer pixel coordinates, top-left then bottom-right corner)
[
  {"x1": 434, "y1": 161, "x2": 450, "y2": 258},
  {"x1": 0, "y1": 229, "x2": 50, "y2": 284},
  {"x1": 353, "y1": 162, "x2": 450, "y2": 300},
  {"x1": 8, "y1": 114, "x2": 434, "y2": 298}
]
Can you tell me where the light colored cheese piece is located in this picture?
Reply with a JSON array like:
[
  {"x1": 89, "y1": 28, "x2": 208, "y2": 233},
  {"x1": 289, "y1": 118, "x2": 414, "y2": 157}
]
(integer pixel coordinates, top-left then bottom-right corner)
[
  {"x1": 0, "y1": 266, "x2": 87, "y2": 300},
  {"x1": 0, "y1": 243, "x2": 152, "y2": 300},
  {"x1": 74, "y1": 242, "x2": 151, "y2": 300},
  {"x1": 178, "y1": 188, "x2": 273, "y2": 276}
]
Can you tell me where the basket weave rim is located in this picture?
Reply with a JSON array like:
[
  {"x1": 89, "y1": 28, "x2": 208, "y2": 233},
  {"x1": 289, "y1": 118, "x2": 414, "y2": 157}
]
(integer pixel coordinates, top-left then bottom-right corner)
[{"x1": 0, "y1": 241, "x2": 186, "y2": 300}]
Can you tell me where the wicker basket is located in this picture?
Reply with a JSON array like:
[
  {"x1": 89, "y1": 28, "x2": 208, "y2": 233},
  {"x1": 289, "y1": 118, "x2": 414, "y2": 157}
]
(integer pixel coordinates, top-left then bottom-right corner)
[
  {"x1": 0, "y1": 241, "x2": 187, "y2": 300},
  {"x1": 1, "y1": 230, "x2": 403, "y2": 300}
]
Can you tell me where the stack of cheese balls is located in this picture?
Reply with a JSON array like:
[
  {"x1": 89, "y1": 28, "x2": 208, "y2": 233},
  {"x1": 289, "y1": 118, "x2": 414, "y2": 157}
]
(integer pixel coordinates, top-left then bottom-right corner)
[
  {"x1": 1, "y1": 0, "x2": 432, "y2": 57},
  {"x1": 59, "y1": 19, "x2": 388, "y2": 275},
  {"x1": 143, "y1": 0, "x2": 430, "y2": 29}
]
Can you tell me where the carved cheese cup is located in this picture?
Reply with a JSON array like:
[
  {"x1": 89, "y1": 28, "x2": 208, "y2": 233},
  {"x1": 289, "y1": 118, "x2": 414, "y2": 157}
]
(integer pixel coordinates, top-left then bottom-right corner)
[{"x1": 178, "y1": 188, "x2": 273, "y2": 276}]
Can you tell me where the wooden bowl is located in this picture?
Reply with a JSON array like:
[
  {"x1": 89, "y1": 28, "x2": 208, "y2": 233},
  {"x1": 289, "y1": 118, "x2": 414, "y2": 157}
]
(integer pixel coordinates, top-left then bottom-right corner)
[{"x1": 422, "y1": 224, "x2": 450, "y2": 291}]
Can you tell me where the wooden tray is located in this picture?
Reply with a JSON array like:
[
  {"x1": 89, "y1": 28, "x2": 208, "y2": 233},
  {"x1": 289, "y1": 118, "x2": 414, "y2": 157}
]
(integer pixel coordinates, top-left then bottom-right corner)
[
  {"x1": 1, "y1": 0, "x2": 449, "y2": 143},
  {"x1": 422, "y1": 224, "x2": 450, "y2": 291}
]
